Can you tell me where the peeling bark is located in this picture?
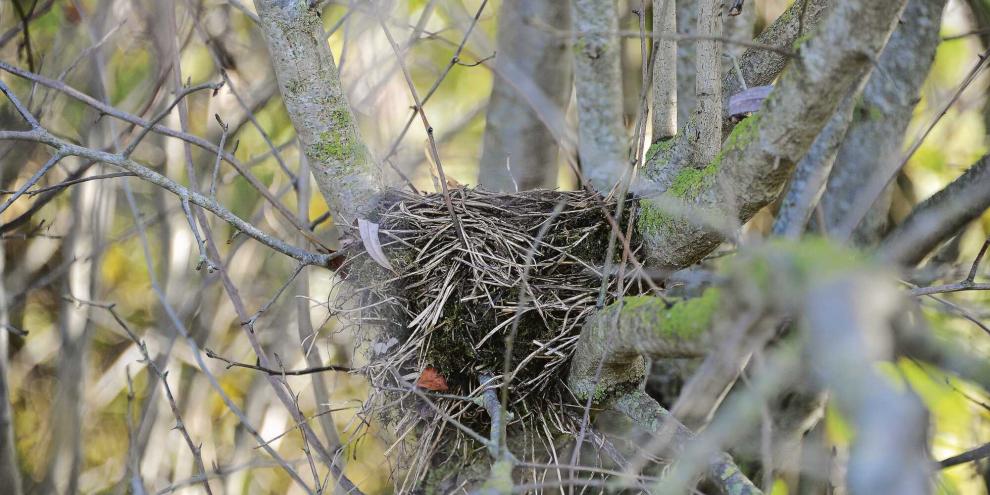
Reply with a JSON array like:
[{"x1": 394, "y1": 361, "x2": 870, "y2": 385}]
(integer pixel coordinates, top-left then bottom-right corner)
[{"x1": 721, "y1": 0, "x2": 830, "y2": 118}]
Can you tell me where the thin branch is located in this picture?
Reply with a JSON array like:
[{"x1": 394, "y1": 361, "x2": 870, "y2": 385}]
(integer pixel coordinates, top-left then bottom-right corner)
[
  {"x1": 374, "y1": 1, "x2": 472, "y2": 249},
  {"x1": 203, "y1": 349, "x2": 352, "y2": 376},
  {"x1": 63, "y1": 296, "x2": 214, "y2": 495},
  {"x1": 0, "y1": 172, "x2": 135, "y2": 197},
  {"x1": 0, "y1": 127, "x2": 334, "y2": 266},
  {"x1": 0, "y1": 152, "x2": 63, "y2": 215},
  {"x1": 939, "y1": 443, "x2": 990, "y2": 469},
  {"x1": 910, "y1": 282, "x2": 990, "y2": 297},
  {"x1": 0, "y1": 61, "x2": 324, "y2": 247}
]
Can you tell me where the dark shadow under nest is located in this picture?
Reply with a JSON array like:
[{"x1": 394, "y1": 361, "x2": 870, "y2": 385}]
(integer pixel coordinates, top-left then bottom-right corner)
[{"x1": 331, "y1": 187, "x2": 642, "y2": 490}]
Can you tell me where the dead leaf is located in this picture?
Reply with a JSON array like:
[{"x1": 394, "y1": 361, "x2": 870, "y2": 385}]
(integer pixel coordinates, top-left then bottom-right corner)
[
  {"x1": 416, "y1": 367, "x2": 449, "y2": 392},
  {"x1": 728, "y1": 85, "x2": 773, "y2": 118},
  {"x1": 358, "y1": 218, "x2": 395, "y2": 272}
]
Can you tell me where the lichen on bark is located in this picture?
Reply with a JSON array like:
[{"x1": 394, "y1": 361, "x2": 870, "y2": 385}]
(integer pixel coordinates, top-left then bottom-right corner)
[{"x1": 253, "y1": 0, "x2": 380, "y2": 226}]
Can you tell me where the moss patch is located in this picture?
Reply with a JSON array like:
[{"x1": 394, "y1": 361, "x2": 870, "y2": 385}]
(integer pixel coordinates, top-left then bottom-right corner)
[
  {"x1": 309, "y1": 130, "x2": 359, "y2": 164},
  {"x1": 481, "y1": 460, "x2": 515, "y2": 494},
  {"x1": 669, "y1": 160, "x2": 719, "y2": 198},
  {"x1": 636, "y1": 197, "x2": 676, "y2": 237},
  {"x1": 722, "y1": 113, "x2": 761, "y2": 156},
  {"x1": 618, "y1": 289, "x2": 720, "y2": 340},
  {"x1": 658, "y1": 288, "x2": 721, "y2": 338},
  {"x1": 646, "y1": 138, "x2": 675, "y2": 163}
]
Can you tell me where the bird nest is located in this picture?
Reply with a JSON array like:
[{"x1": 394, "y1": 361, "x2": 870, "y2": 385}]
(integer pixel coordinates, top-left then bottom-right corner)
[{"x1": 331, "y1": 187, "x2": 638, "y2": 489}]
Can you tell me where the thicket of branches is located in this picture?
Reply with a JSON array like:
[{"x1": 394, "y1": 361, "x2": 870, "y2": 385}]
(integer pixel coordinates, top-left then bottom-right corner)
[{"x1": 1, "y1": 0, "x2": 990, "y2": 494}]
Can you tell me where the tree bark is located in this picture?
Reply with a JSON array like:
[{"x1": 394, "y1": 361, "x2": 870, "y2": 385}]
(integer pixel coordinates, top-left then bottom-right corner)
[
  {"x1": 573, "y1": 0, "x2": 628, "y2": 191},
  {"x1": 478, "y1": 0, "x2": 572, "y2": 191},
  {"x1": 252, "y1": 0, "x2": 380, "y2": 226},
  {"x1": 636, "y1": 0, "x2": 907, "y2": 271},
  {"x1": 819, "y1": 0, "x2": 946, "y2": 245},
  {"x1": 652, "y1": 0, "x2": 678, "y2": 142},
  {"x1": 693, "y1": 0, "x2": 723, "y2": 165}
]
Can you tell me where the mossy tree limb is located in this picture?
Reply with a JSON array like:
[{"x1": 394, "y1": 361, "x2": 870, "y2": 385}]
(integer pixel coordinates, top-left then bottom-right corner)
[
  {"x1": 567, "y1": 240, "x2": 901, "y2": 494},
  {"x1": 634, "y1": 0, "x2": 907, "y2": 271},
  {"x1": 568, "y1": 289, "x2": 721, "y2": 404},
  {"x1": 253, "y1": 0, "x2": 380, "y2": 226}
]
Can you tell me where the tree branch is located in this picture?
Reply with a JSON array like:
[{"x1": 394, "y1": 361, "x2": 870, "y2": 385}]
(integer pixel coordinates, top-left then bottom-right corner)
[
  {"x1": 252, "y1": 0, "x2": 380, "y2": 225},
  {"x1": 821, "y1": 0, "x2": 947, "y2": 245},
  {"x1": 0, "y1": 126, "x2": 334, "y2": 267},
  {"x1": 636, "y1": 0, "x2": 907, "y2": 270},
  {"x1": 478, "y1": 0, "x2": 572, "y2": 191},
  {"x1": 879, "y1": 153, "x2": 990, "y2": 265}
]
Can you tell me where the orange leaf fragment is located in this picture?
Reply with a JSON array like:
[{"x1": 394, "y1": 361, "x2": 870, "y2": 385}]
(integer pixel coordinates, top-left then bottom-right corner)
[{"x1": 416, "y1": 367, "x2": 449, "y2": 392}]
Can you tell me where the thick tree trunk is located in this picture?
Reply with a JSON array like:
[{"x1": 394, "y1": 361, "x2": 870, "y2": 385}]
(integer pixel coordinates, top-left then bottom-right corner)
[
  {"x1": 573, "y1": 0, "x2": 629, "y2": 191},
  {"x1": 478, "y1": 0, "x2": 572, "y2": 191}
]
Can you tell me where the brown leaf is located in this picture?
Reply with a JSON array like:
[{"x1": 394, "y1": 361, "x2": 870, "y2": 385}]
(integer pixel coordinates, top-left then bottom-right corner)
[{"x1": 416, "y1": 367, "x2": 449, "y2": 392}]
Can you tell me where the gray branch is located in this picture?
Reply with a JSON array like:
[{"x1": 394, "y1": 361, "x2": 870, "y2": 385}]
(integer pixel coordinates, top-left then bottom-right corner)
[
  {"x1": 0, "y1": 128, "x2": 333, "y2": 266},
  {"x1": 879, "y1": 153, "x2": 990, "y2": 266},
  {"x1": 636, "y1": 0, "x2": 907, "y2": 270},
  {"x1": 253, "y1": 0, "x2": 381, "y2": 225},
  {"x1": 804, "y1": 274, "x2": 931, "y2": 495},
  {"x1": 819, "y1": 0, "x2": 946, "y2": 245}
]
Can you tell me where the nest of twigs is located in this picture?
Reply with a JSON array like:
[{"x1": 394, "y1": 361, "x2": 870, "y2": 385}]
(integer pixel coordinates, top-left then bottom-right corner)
[{"x1": 332, "y1": 187, "x2": 637, "y2": 489}]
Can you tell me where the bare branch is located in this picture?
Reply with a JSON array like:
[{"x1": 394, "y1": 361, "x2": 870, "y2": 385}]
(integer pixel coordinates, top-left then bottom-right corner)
[
  {"x1": 0, "y1": 126, "x2": 334, "y2": 266},
  {"x1": 204, "y1": 348, "x2": 352, "y2": 376},
  {"x1": 880, "y1": 153, "x2": 990, "y2": 265},
  {"x1": 0, "y1": 61, "x2": 322, "y2": 244}
]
